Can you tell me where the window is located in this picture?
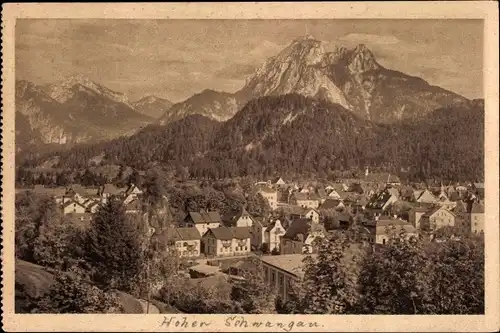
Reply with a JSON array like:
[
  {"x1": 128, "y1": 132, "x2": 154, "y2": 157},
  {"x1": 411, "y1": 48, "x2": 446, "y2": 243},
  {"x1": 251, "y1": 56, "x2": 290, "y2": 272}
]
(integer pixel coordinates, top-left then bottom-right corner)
[
  {"x1": 176, "y1": 243, "x2": 181, "y2": 248},
  {"x1": 271, "y1": 272, "x2": 276, "y2": 284},
  {"x1": 244, "y1": 246, "x2": 248, "y2": 251}
]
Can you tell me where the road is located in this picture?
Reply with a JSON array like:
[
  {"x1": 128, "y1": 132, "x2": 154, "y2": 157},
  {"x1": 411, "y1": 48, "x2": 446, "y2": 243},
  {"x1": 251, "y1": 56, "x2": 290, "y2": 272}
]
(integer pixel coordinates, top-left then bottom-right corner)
[{"x1": 137, "y1": 299, "x2": 160, "y2": 314}]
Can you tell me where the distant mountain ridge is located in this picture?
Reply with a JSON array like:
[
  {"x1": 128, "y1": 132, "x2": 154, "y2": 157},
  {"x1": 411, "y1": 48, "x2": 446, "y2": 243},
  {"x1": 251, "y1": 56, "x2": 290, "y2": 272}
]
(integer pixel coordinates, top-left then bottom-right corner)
[
  {"x1": 157, "y1": 36, "x2": 471, "y2": 125},
  {"x1": 17, "y1": 35, "x2": 477, "y2": 157},
  {"x1": 132, "y1": 95, "x2": 173, "y2": 119},
  {"x1": 15, "y1": 76, "x2": 154, "y2": 149}
]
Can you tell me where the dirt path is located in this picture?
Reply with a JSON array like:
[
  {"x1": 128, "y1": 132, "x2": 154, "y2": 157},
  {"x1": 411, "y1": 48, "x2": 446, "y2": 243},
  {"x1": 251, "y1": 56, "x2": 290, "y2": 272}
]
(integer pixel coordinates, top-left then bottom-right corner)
[{"x1": 137, "y1": 299, "x2": 160, "y2": 314}]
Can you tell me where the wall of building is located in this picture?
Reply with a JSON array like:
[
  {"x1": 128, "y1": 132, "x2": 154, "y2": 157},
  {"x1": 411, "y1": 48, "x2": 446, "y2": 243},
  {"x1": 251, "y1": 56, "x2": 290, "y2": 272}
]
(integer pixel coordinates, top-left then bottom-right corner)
[
  {"x1": 471, "y1": 213, "x2": 484, "y2": 233},
  {"x1": 175, "y1": 240, "x2": 201, "y2": 257},
  {"x1": 261, "y1": 263, "x2": 299, "y2": 302}
]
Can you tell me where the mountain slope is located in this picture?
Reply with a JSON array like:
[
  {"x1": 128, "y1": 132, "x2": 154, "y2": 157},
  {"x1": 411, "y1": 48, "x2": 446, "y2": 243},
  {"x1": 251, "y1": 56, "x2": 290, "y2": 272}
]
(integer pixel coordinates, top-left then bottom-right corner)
[
  {"x1": 132, "y1": 95, "x2": 173, "y2": 119},
  {"x1": 239, "y1": 37, "x2": 470, "y2": 123},
  {"x1": 40, "y1": 114, "x2": 220, "y2": 170},
  {"x1": 16, "y1": 77, "x2": 153, "y2": 146},
  {"x1": 33, "y1": 94, "x2": 484, "y2": 182},
  {"x1": 158, "y1": 89, "x2": 241, "y2": 125},
  {"x1": 157, "y1": 36, "x2": 471, "y2": 126}
]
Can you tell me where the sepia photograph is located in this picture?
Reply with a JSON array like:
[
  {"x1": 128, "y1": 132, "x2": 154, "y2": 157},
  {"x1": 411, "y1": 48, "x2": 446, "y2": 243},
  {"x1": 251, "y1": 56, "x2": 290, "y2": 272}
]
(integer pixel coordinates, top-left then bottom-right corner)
[{"x1": 2, "y1": 2, "x2": 499, "y2": 332}]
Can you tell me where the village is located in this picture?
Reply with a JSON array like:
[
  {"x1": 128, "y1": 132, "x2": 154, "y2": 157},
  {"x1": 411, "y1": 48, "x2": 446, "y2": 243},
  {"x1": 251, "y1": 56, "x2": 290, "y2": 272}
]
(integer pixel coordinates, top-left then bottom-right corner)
[{"x1": 16, "y1": 167, "x2": 485, "y2": 303}]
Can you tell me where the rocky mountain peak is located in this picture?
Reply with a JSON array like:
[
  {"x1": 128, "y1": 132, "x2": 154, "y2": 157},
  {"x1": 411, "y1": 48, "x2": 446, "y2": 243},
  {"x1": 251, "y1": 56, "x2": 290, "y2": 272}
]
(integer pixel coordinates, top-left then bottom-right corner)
[
  {"x1": 239, "y1": 36, "x2": 351, "y2": 108},
  {"x1": 278, "y1": 35, "x2": 325, "y2": 66},
  {"x1": 348, "y1": 44, "x2": 380, "y2": 73},
  {"x1": 43, "y1": 74, "x2": 131, "y2": 106}
]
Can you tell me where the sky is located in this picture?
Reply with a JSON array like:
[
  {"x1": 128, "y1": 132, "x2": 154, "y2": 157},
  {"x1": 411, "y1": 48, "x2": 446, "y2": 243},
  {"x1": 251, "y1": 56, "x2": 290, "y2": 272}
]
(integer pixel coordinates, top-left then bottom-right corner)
[{"x1": 16, "y1": 19, "x2": 483, "y2": 102}]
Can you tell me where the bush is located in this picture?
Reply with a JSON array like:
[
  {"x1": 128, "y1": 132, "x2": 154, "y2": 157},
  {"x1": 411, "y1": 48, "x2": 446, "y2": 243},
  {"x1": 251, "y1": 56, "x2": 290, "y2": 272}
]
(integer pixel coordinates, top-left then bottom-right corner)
[{"x1": 31, "y1": 271, "x2": 120, "y2": 313}]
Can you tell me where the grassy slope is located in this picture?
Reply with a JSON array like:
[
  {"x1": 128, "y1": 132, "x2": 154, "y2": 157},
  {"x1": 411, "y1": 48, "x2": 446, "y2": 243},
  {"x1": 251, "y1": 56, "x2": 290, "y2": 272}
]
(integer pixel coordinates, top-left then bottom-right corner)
[{"x1": 15, "y1": 259, "x2": 179, "y2": 314}]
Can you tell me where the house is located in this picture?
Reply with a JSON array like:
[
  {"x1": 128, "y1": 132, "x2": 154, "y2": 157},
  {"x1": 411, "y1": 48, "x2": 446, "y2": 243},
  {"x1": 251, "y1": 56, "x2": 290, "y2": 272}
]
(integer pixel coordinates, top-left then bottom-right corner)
[
  {"x1": 289, "y1": 207, "x2": 320, "y2": 224},
  {"x1": 260, "y1": 254, "x2": 307, "y2": 302},
  {"x1": 260, "y1": 244, "x2": 363, "y2": 302},
  {"x1": 414, "y1": 189, "x2": 437, "y2": 204},
  {"x1": 63, "y1": 185, "x2": 89, "y2": 205},
  {"x1": 123, "y1": 183, "x2": 143, "y2": 204},
  {"x1": 334, "y1": 213, "x2": 353, "y2": 230},
  {"x1": 319, "y1": 198, "x2": 345, "y2": 211},
  {"x1": 327, "y1": 189, "x2": 342, "y2": 200},
  {"x1": 436, "y1": 192, "x2": 457, "y2": 210},
  {"x1": 364, "y1": 189, "x2": 399, "y2": 217},
  {"x1": 264, "y1": 219, "x2": 287, "y2": 253},
  {"x1": 273, "y1": 177, "x2": 287, "y2": 186},
  {"x1": 258, "y1": 187, "x2": 278, "y2": 210},
  {"x1": 291, "y1": 192, "x2": 320, "y2": 209},
  {"x1": 420, "y1": 206, "x2": 456, "y2": 232},
  {"x1": 61, "y1": 200, "x2": 87, "y2": 215},
  {"x1": 99, "y1": 183, "x2": 124, "y2": 202},
  {"x1": 202, "y1": 226, "x2": 252, "y2": 257},
  {"x1": 222, "y1": 206, "x2": 254, "y2": 227},
  {"x1": 452, "y1": 200, "x2": 470, "y2": 230},
  {"x1": 184, "y1": 210, "x2": 222, "y2": 236},
  {"x1": 250, "y1": 217, "x2": 267, "y2": 250},
  {"x1": 359, "y1": 217, "x2": 418, "y2": 245},
  {"x1": 315, "y1": 188, "x2": 328, "y2": 204},
  {"x1": 408, "y1": 206, "x2": 429, "y2": 229},
  {"x1": 280, "y1": 218, "x2": 326, "y2": 255},
  {"x1": 153, "y1": 227, "x2": 202, "y2": 258},
  {"x1": 470, "y1": 202, "x2": 484, "y2": 234},
  {"x1": 83, "y1": 199, "x2": 100, "y2": 214}
]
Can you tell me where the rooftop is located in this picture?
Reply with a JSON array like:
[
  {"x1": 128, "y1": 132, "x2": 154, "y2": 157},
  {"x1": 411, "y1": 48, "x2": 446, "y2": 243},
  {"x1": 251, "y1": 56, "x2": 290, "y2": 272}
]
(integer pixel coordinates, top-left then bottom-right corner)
[{"x1": 260, "y1": 254, "x2": 309, "y2": 278}]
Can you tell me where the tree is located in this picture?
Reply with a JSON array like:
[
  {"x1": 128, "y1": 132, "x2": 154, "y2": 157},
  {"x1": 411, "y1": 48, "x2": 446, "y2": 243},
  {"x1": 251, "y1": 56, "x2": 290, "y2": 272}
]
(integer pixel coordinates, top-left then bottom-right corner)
[
  {"x1": 230, "y1": 258, "x2": 276, "y2": 313},
  {"x1": 420, "y1": 236, "x2": 484, "y2": 314},
  {"x1": 358, "y1": 230, "x2": 428, "y2": 314},
  {"x1": 143, "y1": 168, "x2": 167, "y2": 208},
  {"x1": 84, "y1": 197, "x2": 143, "y2": 292},
  {"x1": 31, "y1": 271, "x2": 120, "y2": 313},
  {"x1": 357, "y1": 231, "x2": 484, "y2": 314},
  {"x1": 285, "y1": 231, "x2": 364, "y2": 314}
]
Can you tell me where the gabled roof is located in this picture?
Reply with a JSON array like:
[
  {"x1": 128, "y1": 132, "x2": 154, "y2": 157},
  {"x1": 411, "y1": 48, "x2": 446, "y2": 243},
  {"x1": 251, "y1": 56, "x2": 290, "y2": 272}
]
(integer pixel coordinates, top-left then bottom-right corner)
[
  {"x1": 316, "y1": 188, "x2": 328, "y2": 199},
  {"x1": 222, "y1": 206, "x2": 253, "y2": 226},
  {"x1": 366, "y1": 190, "x2": 394, "y2": 210},
  {"x1": 176, "y1": 227, "x2": 201, "y2": 240},
  {"x1": 422, "y1": 206, "x2": 455, "y2": 218},
  {"x1": 319, "y1": 198, "x2": 342, "y2": 210},
  {"x1": 188, "y1": 211, "x2": 221, "y2": 224},
  {"x1": 125, "y1": 183, "x2": 143, "y2": 196},
  {"x1": 265, "y1": 219, "x2": 287, "y2": 232},
  {"x1": 154, "y1": 227, "x2": 182, "y2": 243},
  {"x1": 101, "y1": 183, "x2": 124, "y2": 196},
  {"x1": 62, "y1": 200, "x2": 86, "y2": 209},
  {"x1": 205, "y1": 227, "x2": 234, "y2": 240},
  {"x1": 230, "y1": 226, "x2": 252, "y2": 239},
  {"x1": 282, "y1": 218, "x2": 311, "y2": 241}
]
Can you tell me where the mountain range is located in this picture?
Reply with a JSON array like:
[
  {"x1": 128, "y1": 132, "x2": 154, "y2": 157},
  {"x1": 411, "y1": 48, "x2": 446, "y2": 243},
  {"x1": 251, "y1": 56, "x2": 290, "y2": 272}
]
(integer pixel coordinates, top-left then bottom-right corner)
[{"x1": 16, "y1": 36, "x2": 484, "y2": 181}]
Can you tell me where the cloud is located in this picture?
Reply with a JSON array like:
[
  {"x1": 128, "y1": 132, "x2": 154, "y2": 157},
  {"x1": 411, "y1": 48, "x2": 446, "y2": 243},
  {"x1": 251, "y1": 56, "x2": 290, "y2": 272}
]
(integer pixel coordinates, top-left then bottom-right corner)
[
  {"x1": 214, "y1": 63, "x2": 257, "y2": 80},
  {"x1": 338, "y1": 33, "x2": 401, "y2": 45}
]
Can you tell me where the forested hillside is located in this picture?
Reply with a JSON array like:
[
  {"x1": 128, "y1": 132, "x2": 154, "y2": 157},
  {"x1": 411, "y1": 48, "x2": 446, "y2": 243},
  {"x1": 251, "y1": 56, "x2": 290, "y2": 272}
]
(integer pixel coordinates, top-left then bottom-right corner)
[{"x1": 21, "y1": 94, "x2": 484, "y2": 182}]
